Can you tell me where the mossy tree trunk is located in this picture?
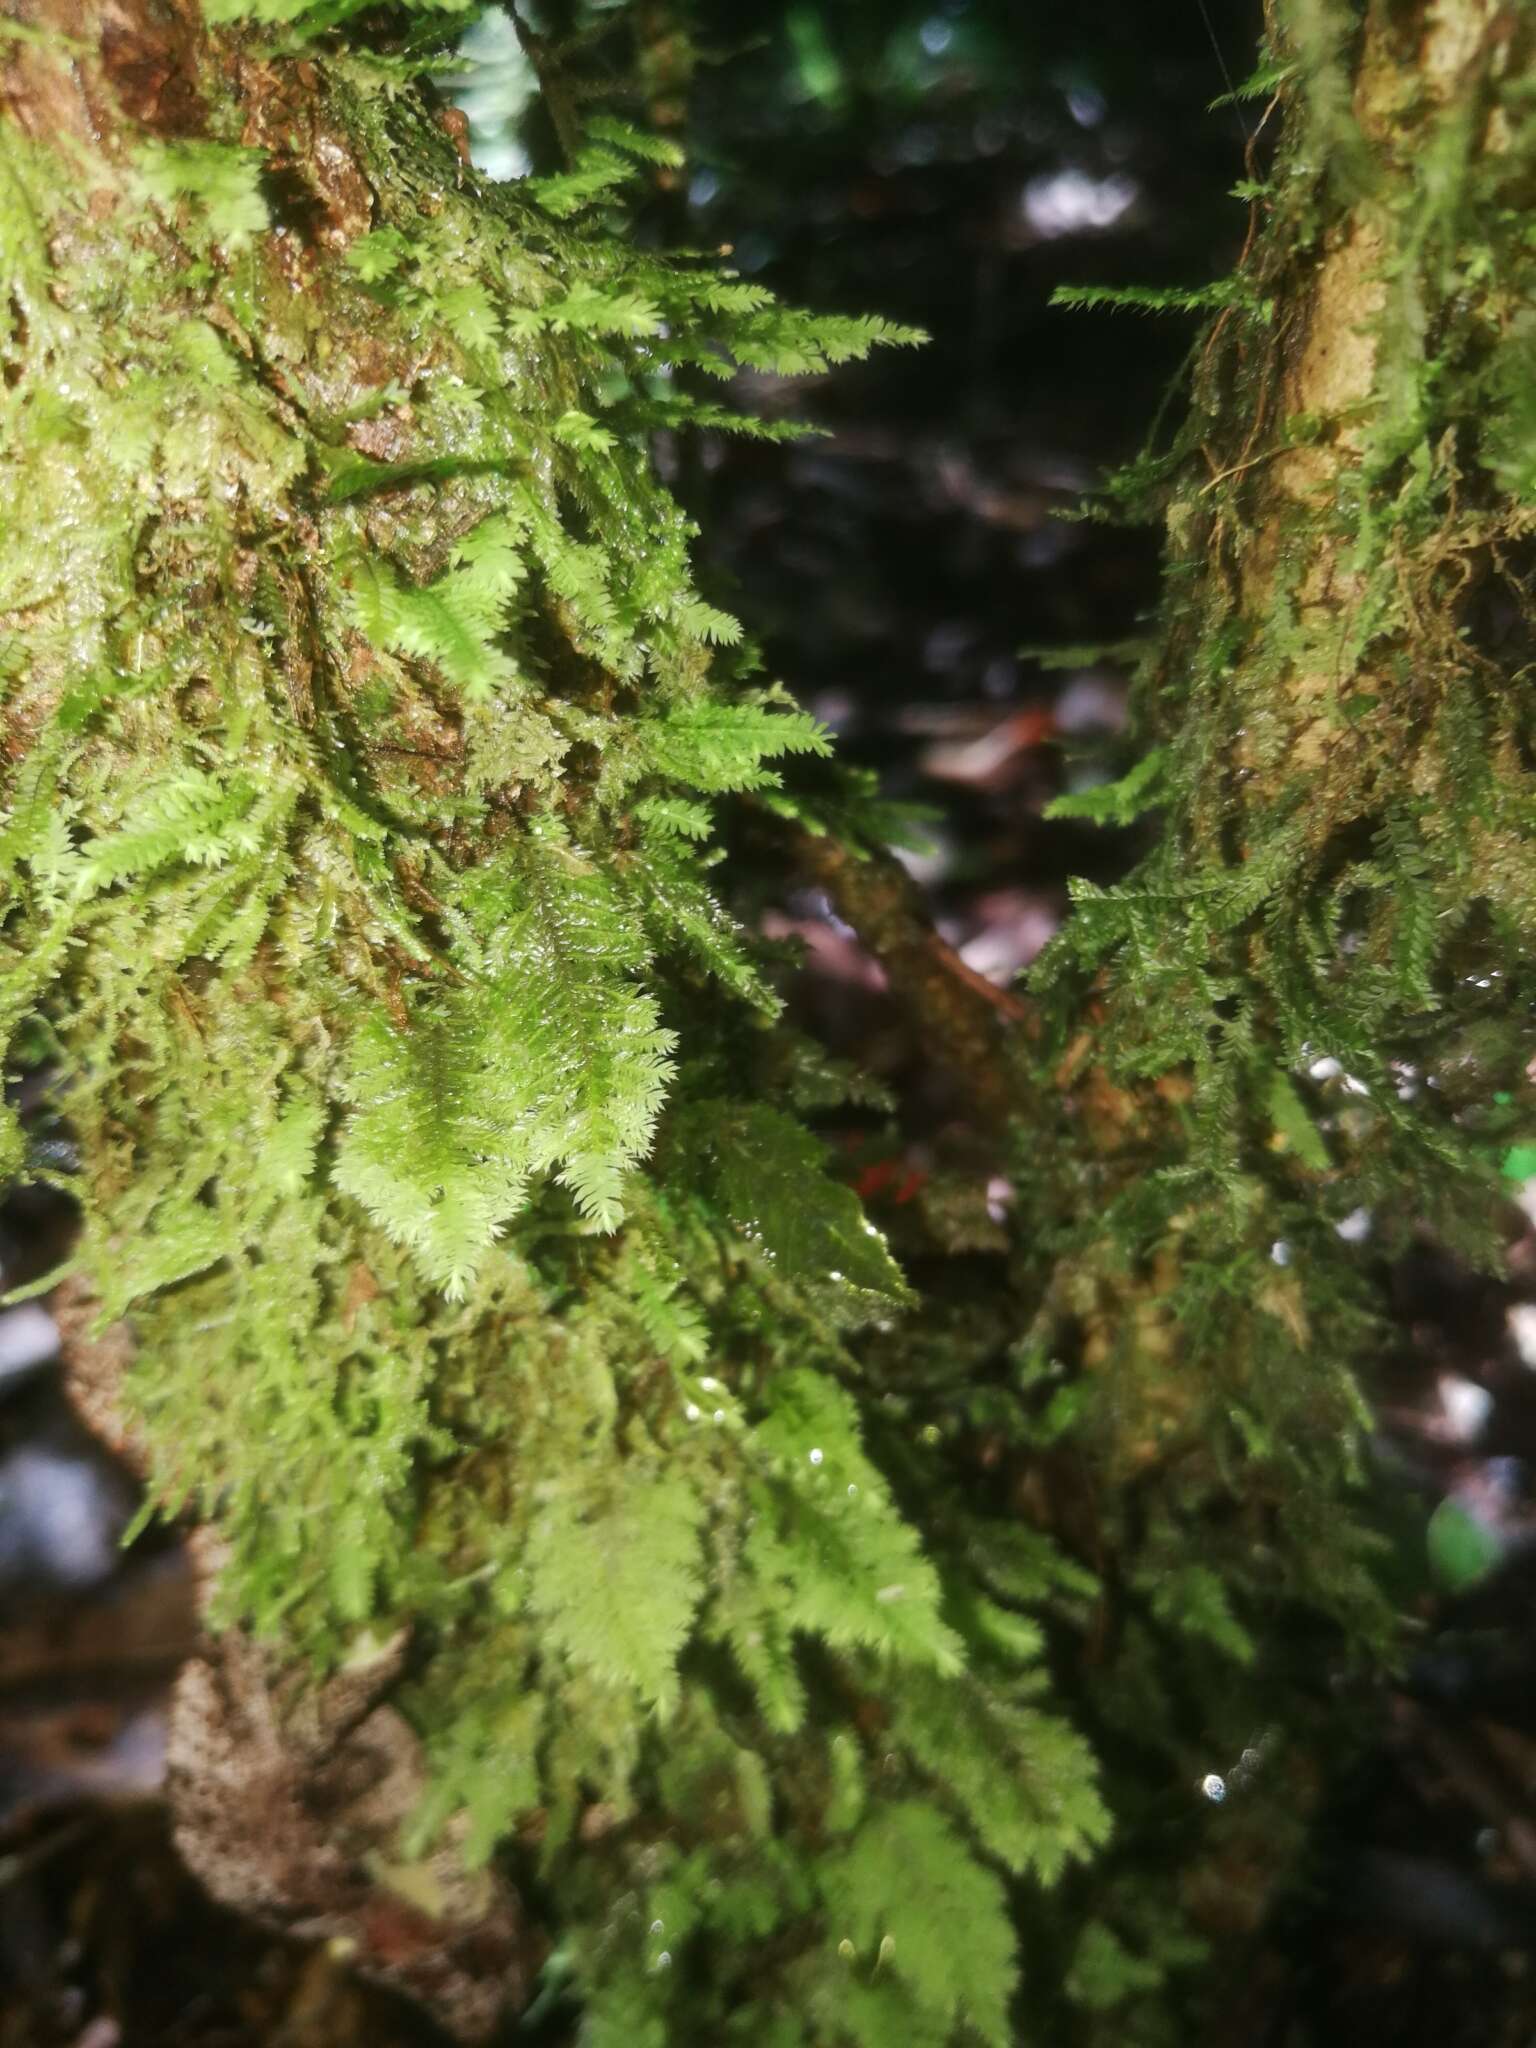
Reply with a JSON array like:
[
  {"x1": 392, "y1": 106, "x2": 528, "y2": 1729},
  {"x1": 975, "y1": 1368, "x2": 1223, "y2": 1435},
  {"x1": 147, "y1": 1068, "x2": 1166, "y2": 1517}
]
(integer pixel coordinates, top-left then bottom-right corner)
[
  {"x1": 1015, "y1": 0, "x2": 1536, "y2": 2026},
  {"x1": 1033, "y1": 0, "x2": 1535, "y2": 1585},
  {"x1": 2, "y1": 0, "x2": 1534, "y2": 2042}
]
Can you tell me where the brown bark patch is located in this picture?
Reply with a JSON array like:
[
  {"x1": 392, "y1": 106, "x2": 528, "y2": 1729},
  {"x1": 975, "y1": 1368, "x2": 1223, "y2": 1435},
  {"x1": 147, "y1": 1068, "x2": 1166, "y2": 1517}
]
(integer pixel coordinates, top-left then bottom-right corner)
[
  {"x1": 100, "y1": 0, "x2": 206, "y2": 135},
  {"x1": 240, "y1": 58, "x2": 375, "y2": 250}
]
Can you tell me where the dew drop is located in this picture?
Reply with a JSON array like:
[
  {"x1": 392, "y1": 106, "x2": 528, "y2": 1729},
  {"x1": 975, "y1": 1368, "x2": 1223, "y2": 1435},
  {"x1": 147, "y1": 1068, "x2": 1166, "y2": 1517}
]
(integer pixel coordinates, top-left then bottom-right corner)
[
  {"x1": 1200, "y1": 1773, "x2": 1226, "y2": 1803},
  {"x1": 847, "y1": 1483, "x2": 859, "y2": 1497},
  {"x1": 808, "y1": 1447, "x2": 824, "y2": 1466},
  {"x1": 649, "y1": 1920, "x2": 664, "y2": 1936},
  {"x1": 684, "y1": 1402, "x2": 701, "y2": 1422},
  {"x1": 1336, "y1": 1205, "x2": 1373, "y2": 1243}
]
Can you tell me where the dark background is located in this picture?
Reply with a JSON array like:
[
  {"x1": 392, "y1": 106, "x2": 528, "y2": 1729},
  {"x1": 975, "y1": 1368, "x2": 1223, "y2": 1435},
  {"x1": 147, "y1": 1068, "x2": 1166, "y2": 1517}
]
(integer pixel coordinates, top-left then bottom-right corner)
[
  {"x1": 5, "y1": 4, "x2": 1536, "y2": 2043},
  {"x1": 675, "y1": 0, "x2": 1264, "y2": 983}
]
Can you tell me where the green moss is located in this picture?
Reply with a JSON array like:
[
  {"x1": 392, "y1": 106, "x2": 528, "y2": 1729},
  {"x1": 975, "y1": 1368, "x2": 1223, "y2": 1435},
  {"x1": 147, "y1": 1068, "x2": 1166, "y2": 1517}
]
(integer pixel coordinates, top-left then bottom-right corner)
[{"x1": 0, "y1": 23, "x2": 1084, "y2": 2046}]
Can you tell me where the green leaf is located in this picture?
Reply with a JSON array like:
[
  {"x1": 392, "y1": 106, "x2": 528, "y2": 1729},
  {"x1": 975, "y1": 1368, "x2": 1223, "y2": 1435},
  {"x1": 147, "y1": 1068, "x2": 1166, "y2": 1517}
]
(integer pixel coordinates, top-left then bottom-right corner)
[
  {"x1": 1267, "y1": 1069, "x2": 1331, "y2": 1173},
  {"x1": 345, "y1": 514, "x2": 527, "y2": 702},
  {"x1": 70, "y1": 770, "x2": 269, "y2": 895},
  {"x1": 345, "y1": 227, "x2": 414, "y2": 282},
  {"x1": 1021, "y1": 636, "x2": 1153, "y2": 671},
  {"x1": 686, "y1": 1103, "x2": 907, "y2": 1301},
  {"x1": 136, "y1": 140, "x2": 269, "y2": 248},
  {"x1": 1050, "y1": 279, "x2": 1260, "y2": 317},
  {"x1": 1066, "y1": 1922, "x2": 1167, "y2": 2011},
  {"x1": 409, "y1": 1688, "x2": 543, "y2": 1868},
  {"x1": 609, "y1": 697, "x2": 830, "y2": 807},
  {"x1": 624, "y1": 845, "x2": 781, "y2": 1017},
  {"x1": 330, "y1": 1503, "x2": 375, "y2": 1621},
  {"x1": 334, "y1": 825, "x2": 675, "y2": 1292},
  {"x1": 1045, "y1": 747, "x2": 1168, "y2": 826},
  {"x1": 441, "y1": 281, "x2": 502, "y2": 355},
  {"x1": 1211, "y1": 56, "x2": 1299, "y2": 107},
  {"x1": 526, "y1": 1464, "x2": 705, "y2": 1713},
  {"x1": 201, "y1": 0, "x2": 332, "y2": 19},
  {"x1": 0, "y1": 1102, "x2": 24, "y2": 1186},
  {"x1": 552, "y1": 407, "x2": 617, "y2": 453},
  {"x1": 710, "y1": 1575, "x2": 807, "y2": 1734},
  {"x1": 526, "y1": 149, "x2": 640, "y2": 221},
  {"x1": 1136, "y1": 1562, "x2": 1255, "y2": 1665},
  {"x1": 332, "y1": 1004, "x2": 533, "y2": 1301},
  {"x1": 584, "y1": 113, "x2": 686, "y2": 170},
  {"x1": 889, "y1": 1671, "x2": 1111, "y2": 1884},
  {"x1": 99, "y1": 1195, "x2": 230, "y2": 1318},
  {"x1": 743, "y1": 1371, "x2": 962, "y2": 1674},
  {"x1": 820, "y1": 1802, "x2": 1018, "y2": 2047}
]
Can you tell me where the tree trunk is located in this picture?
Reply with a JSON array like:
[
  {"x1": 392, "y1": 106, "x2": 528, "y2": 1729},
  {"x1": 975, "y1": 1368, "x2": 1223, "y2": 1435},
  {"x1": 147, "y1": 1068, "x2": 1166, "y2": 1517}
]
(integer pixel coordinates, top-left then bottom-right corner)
[
  {"x1": 2, "y1": 0, "x2": 1533, "y2": 2041},
  {"x1": 1017, "y1": 0, "x2": 1536, "y2": 2029}
]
